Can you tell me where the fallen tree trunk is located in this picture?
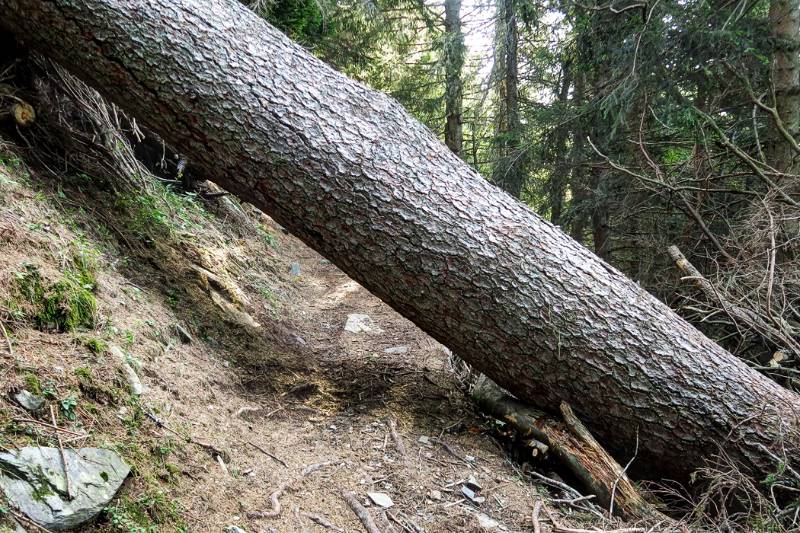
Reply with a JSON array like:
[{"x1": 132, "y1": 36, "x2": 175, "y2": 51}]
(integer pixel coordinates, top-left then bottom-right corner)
[{"x1": 2, "y1": 0, "x2": 799, "y2": 483}]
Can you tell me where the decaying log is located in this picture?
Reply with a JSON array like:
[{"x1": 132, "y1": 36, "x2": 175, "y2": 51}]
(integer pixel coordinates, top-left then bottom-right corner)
[{"x1": 472, "y1": 375, "x2": 658, "y2": 520}]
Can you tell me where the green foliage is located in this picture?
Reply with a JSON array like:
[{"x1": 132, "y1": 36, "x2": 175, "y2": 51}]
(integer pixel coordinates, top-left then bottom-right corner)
[
  {"x1": 115, "y1": 181, "x2": 209, "y2": 244},
  {"x1": 83, "y1": 337, "x2": 109, "y2": 354},
  {"x1": 104, "y1": 490, "x2": 185, "y2": 532},
  {"x1": 60, "y1": 395, "x2": 78, "y2": 421},
  {"x1": 24, "y1": 373, "x2": 42, "y2": 395}
]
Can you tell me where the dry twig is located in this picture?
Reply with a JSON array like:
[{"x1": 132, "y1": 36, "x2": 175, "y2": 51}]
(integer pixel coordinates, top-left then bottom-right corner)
[
  {"x1": 248, "y1": 440, "x2": 288, "y2": 467},
  {"x1": 50, "y1": 404, "x2": 72, "y2": 500},
  {"x1": 0, "y1": 320, "x2": 12, "y2": 356},
  {"x1": 388, "y1": 417, "x2": 407, "y2": 459},
  {"x1": 300, "y1": 512, "x2": 343, "y2": 532}
]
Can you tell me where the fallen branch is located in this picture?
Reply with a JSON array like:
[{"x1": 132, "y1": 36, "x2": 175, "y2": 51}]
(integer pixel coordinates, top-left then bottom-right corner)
[
  {"x1": 0, "y1": 320, "x2": 13, "y2": 357},
  {"x1": 248, "y1": 461, "x2": 333, "y2": 519},
  {"x1": 248, "y1": 440, "x2": 288, "y2": 467},
  {"x1": 301, "y1": 512, "x2": 343, "y2": 532},
  {"x1": 543, "y1": 502, "x2": 645, "y2": 533},
  {"x1": 50, "y1": 405, "x2": 73, "y2": 500},
  {"x1": 12, "y1": 417, "x2": 87, "y2": 437},
  {"x1": 532, "y1": 500, "x2": 543, "y2": 533},
  {"x1": 341, "y1": 491, "x2": 382, "y2": 533},
  {"x1": 145, "y1": 410, "x2": 228, "y2": 461},
  {"x1": 667, "y1": 245, "x2": 800, "y2": 358},
  {"x1": 388, "y1": 418, "x2": 407, "y2": 460}
]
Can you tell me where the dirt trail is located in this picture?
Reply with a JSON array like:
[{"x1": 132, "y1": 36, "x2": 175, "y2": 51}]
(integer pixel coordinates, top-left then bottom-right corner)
[
  {"x1": 204, "y1": 227, "x2": 544, "y2": 532},
  {"x1": 0, "y1": 160, "x2": 563, "y2": 532}
]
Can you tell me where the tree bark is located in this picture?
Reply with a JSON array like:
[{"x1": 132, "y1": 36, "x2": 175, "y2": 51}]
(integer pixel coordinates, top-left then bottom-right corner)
[
  {"x1": 3, "y1": 0, "x2": 800, "y2": 483},
  {"x1": 443, "y1": 0, "x2": 464, "y2": 158}
]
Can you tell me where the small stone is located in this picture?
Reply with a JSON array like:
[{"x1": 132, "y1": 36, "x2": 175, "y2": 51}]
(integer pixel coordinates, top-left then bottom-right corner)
[
  {"x1": 476, "y1": 513, "x2": 501, "y2": 529},
  {"x1": 14, "y1": 390, "x2": 44, "y2": 412},
  {"x1": 344, "y1": 314, "x2": 382, "y2": 334},
  {"x1": 428, "y1": 490, "x2": 442, "y2": 501},
  {"x1": 367, "y1": 492, "x2": 394, "y2": 508},
  {"x1": 465, "y1": 475, "x2": 482, "y2": 491},
  {"x1": 418, "y1": 436, "x2": 430, "y2": 444},
  {"x1": 465, "y1": 455, "x2": 475, "y2": 462},
  {"x1": 461, "y1": 485, "x2": 485, "y2": 504},
  {"x1": 289, "y1": 262, "x2": 301, "y2": 277},
  {"x1": 225, "y1": 526, "x2": 248, "y2": 533},
  {"x1": 383, "y1": 345, "x2": 409, "y2": 355}
]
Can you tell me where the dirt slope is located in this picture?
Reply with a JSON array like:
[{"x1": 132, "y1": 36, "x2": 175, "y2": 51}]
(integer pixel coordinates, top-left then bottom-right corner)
[{"x1": 0, "y1": 154, "x2": 630, "y2": 532}]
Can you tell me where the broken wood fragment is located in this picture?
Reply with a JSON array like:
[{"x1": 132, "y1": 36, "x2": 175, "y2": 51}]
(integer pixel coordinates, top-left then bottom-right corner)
[{"x1": 472, "y1": 375, "x2": 658, "y2": 520}]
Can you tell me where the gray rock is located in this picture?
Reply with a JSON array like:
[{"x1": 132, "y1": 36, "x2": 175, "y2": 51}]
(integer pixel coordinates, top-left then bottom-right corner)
[
  {"x1": 289, "y1": 262, "x2": 301, "y2": 277},
  {"x1": 461, "y1": 485, "x2": 485, "y2": 504},
  {"x1": 476, "y1": 512, "x2": 503, "y2": 530},
  {"x1": 0, "y1": 447, "x2": 130, "y2": 531},
  {"x1": 343, "y1": 314, "x2": 382, "y2": 334},
  {"x1": 109, "y1": 346, "x2": 145, "y2": 396},
  {"x1": 225, "y1": 525, "x2": 248, "y2": 533},
  {"x1": 13, "y1": 390, "x2": 44, "y2": 413},
  {"x1": 383, "y1": 346, "x2": 409, "y2": 355},
  {"x1": 366, "y1": 492, "x2": 394, "y2": 508}
]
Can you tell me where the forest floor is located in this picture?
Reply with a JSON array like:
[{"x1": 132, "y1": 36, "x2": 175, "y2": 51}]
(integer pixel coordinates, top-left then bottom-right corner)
[{"x1": 0, "y1": 152, "x2": 657, "y2": 532}]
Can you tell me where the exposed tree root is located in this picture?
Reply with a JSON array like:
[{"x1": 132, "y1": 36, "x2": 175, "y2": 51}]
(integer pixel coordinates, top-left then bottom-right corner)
[
  {"x1": 247, "y1": 461, "x2": 333, "y2": 520},
  {"x1": 341, "y1": 491, "x2": 382, "y2": 533}
]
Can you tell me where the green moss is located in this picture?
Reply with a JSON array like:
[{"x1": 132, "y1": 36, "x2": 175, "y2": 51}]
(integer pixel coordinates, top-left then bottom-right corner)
[
  {"x1": 10, "y1": 263, "x2": 97, "y2": 332},
  {"x1": 24, "y1": 373, "x2": 42, "y2": 395},
  {"x1": 75, "y1": 367, "x2": 121, "y2": 406},
  {"x1": 84, "y1": 337, "x2": 108, "y2": 354}
]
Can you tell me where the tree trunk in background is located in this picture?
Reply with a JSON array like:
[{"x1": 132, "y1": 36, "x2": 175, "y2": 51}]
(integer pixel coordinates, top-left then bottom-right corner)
[
  {"x1": 768, "y1": 0, "x2": 800, "y2": 175},
  {"x1": 492, "y1": 0, "x2": 525, "y2": 198},
  {"x1": 546, "y1": 61, "x2": 572, "y2": 226},
  {"x1": 443, "y1": 0, "x2": 465, "y2": 158},
  {"x1": 4, "y1": 0, "x2": 800, "y2": 483}
]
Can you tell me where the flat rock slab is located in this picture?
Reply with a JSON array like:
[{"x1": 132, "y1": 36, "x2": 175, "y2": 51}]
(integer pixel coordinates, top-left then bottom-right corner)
[
  {"x1": 343, "y1": 314, "x2": 383, "y2": 334},
  {"x1": 367, "y1": 492, "x2": 394, "y2": 508},
  {"x1": 0, "y1": 447, "x2": 130, "y2": 531}
]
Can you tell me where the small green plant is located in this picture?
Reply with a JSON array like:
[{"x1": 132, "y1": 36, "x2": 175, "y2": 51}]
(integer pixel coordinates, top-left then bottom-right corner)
[
  {"x1": 60, "y1": 395, "x2": 78, "y2": 421},
  {"x1": 41, "y1": 383, "x2": 57, "y2": 399},
  {"x1": 258, "y1": 225, "x2": 279, "y2": 248},
  {"x1": 84, "y1": 337, "x2": 108, "y2": 354},
  {"x1": 24, "y1": 373, "x2": 42, "y2": 395},
  {"x1": 74, "y1": 366, "x2": 93, "y2": 380},
  {"x1": 104, "y1": 489, "x2": 185, "y2": 532}
]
